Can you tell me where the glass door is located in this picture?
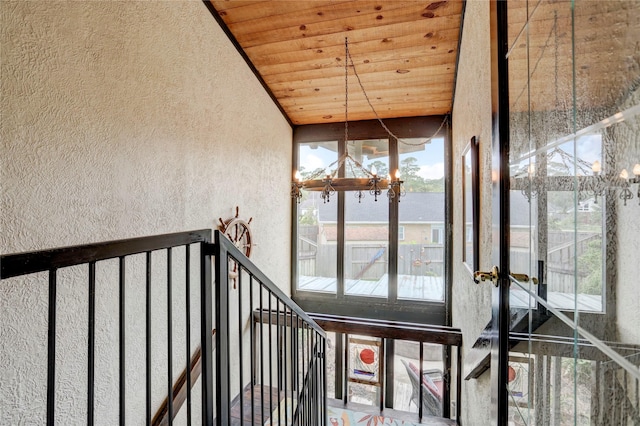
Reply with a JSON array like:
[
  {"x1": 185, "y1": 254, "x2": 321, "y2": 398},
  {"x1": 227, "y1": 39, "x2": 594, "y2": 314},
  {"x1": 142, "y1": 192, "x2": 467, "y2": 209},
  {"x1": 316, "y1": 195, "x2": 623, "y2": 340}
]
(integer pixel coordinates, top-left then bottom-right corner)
[{"x1": 498, "y1": 0, "x2": 640, "y2": 424}]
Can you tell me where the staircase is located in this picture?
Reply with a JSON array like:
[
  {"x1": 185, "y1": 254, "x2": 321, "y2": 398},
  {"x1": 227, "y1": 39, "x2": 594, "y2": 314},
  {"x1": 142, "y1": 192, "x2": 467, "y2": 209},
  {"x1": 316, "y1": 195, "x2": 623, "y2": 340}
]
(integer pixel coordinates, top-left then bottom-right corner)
[
  {"x1": 0, "y1": 229, "x2": 326, "y2": 425},
  {"x1": 1, "y1": 229, "x2": 467, "y2": 425}
]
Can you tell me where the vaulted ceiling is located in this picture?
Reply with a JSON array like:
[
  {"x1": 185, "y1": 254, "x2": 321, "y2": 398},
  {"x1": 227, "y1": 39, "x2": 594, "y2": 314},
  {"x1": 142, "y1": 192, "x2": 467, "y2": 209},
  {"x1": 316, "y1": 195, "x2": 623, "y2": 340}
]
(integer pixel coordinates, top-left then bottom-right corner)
[{"x1": 207, "y1": 1, "x2": 464, "y2": 126}]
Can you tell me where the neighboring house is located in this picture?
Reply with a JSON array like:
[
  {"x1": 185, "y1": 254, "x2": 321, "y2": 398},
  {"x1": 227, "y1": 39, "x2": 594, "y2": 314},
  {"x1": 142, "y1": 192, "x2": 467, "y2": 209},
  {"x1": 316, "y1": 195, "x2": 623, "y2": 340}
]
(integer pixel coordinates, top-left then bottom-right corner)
[{"x1": 315, "y1": 192, "x2": 446, "y2": 245}]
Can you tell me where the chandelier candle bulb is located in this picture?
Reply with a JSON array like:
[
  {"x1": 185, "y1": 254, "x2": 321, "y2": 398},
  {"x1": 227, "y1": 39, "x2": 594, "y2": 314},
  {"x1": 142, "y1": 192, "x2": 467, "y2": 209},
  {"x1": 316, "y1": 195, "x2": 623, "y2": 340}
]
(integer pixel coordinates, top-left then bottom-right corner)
[
  {"x1": 528, "y1": 163, "x2": 535, "y2": 176},
  {"x1": 592, "y1": 160, "x2": 602, "y2": 175},
  {"x1": 371, "y1": 165, "x2": 377, "y2": 176},
  {"x1": 633, "y1": 164, "x2": 640, "y2": 177},
  {"x1": 620, "y1": 169, "x2": 629, "y2": 180},
  {"x1": 294, "y1": 170, "x2": 301, "y2": 182}
]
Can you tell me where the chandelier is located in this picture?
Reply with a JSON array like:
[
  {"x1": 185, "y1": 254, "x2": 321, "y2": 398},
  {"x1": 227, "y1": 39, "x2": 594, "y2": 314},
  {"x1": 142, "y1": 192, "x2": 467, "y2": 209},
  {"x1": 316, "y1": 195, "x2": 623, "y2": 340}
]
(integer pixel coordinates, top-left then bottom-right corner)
[
  {"x1": 514, "y1": 148, "x2": 640, "y2": 206},
  {"x1": 589, "y1": 161, "x2": 640, "y2": 206},
  {"x1": 291, "y1": 37, "x2": 410, "y2": 205}
]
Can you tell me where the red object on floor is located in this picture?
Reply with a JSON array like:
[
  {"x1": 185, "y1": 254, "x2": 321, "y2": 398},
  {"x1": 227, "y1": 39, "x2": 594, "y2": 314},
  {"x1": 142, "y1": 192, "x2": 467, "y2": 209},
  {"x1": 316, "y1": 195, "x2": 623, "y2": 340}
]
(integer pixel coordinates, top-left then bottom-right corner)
[{"x1": 359, "y1": 348, "x2": 375, "y2": 364}]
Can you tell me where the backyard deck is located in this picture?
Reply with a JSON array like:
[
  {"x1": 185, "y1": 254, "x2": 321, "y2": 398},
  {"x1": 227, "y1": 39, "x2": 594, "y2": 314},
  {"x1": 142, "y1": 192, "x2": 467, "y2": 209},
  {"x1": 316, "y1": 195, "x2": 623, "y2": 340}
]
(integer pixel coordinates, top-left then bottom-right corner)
[{"x1": 299, "y1": 275, "x2": 603, "y2": 311}]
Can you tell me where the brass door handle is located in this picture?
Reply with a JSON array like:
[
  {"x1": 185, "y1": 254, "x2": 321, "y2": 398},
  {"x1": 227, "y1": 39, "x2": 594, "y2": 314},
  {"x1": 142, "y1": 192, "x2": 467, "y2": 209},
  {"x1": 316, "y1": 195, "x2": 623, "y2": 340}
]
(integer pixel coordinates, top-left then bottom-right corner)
[
  {"x1": 510, "y1": 272, "x2": 539, "y2": 285},
  {"x1": 474, "y1": 266, "x2": 499, "y2": 286}
]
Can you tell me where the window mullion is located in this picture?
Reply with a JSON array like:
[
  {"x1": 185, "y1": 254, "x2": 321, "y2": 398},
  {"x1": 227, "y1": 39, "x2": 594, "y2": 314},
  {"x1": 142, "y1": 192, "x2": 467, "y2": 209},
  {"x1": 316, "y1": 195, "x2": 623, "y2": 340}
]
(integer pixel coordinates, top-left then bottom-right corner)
[{"x1": 388, "y1": 136, "x2": 399, "y2": 303}]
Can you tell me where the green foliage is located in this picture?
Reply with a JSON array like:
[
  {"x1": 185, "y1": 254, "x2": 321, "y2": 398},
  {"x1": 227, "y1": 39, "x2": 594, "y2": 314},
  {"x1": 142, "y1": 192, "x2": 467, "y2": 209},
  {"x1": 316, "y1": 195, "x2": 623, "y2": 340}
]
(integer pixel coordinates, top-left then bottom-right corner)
[
  {"x1": 400, "y1": 157, "x2": 444, "y2": 192},
  {"x1": 577, "y1": 239, "x2": 603, "y2": 295}
]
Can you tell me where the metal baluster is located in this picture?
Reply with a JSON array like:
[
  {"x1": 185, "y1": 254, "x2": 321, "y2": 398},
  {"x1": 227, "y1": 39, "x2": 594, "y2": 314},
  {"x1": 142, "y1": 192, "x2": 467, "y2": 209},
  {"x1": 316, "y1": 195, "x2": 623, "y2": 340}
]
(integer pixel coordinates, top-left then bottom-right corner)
[
  {"x1": 260, "y1": 284, "x2": 265, "y2": 425},
  {"x1": 250, "y1": 275, "x2": 255, "y2": 426},
  {"x1": 285, "y1": 306, "x2": 290, "y2": 425},
  {"x1": 146, "y1": 252, "x2": 152, "y2": 426},
  {"x1": 201, "y1": 239, "x2": 213, "y2": 426},
  {"x1": 276, "y1": 299, "x2": 281, "y2": 425},
  {"x1": 323, "y1": 337, "x2": 328, "y2": 426},
  {"x1": 47, "y1": 269, "x2": 57, "y2": 426},
  {"x1": 185, "y1": 245, "x2": 192, "y2": 425},
  {"x1": 167, "y1": 248, "x2": 173, "y2": 424},
  {"x1": 119, "y1": 257, "x2": 126, "y2": 426},
  {"x1": 419, "y1": 342, "x2": 424, "y2": 421},
  {"x1": 238, "y1": 265, "x2": 244, "y2": 424},
  {"x1": 268, "y1": 289, "x2": 273, "y2": 424},
  {"x1": 88, "y1": 262, "x2": 96, "y2": 426}
]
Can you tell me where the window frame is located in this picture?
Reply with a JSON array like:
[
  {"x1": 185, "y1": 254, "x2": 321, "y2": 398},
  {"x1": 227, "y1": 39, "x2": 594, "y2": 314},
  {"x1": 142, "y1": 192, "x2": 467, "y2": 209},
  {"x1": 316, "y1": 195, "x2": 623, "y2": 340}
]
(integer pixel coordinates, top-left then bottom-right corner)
[
  {"x1": 398, "y1": 225, "x2": 405, "y2": 241},
  {"x1": 291, "y1": 116, "x2": 451, "y2": 324}
]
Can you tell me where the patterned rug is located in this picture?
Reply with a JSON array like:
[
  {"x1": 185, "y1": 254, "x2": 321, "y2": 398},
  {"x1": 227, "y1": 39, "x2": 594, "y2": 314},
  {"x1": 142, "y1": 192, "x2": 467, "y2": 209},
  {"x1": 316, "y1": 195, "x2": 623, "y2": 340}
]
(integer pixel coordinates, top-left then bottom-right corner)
[{"x1": 328, "y1": 406, "x2": 422, "y2": 426}]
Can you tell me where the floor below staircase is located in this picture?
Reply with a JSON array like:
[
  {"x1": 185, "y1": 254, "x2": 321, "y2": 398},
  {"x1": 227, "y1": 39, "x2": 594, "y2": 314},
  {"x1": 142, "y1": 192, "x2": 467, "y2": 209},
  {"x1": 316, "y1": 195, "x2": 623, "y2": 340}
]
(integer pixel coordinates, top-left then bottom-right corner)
[
  {"x1": 228, "y1": 384, "x2": 457, "y2": 425},
  {"x1": 328, "y1": 400, "x2": 458, "y2": 425}
]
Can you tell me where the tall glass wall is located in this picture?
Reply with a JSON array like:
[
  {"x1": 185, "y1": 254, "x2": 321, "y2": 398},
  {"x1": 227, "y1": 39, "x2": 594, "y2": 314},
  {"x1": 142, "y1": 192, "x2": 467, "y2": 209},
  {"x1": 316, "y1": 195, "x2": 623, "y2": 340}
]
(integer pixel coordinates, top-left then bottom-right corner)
[{"x1": 506, "y1": 1, "x2": 640, "y2": 424}]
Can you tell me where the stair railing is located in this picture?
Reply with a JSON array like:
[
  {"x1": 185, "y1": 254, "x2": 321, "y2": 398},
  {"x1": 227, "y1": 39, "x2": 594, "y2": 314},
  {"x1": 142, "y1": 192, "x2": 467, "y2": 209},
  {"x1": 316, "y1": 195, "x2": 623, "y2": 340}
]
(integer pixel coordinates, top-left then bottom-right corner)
[
  {"x1": 213, "y1": 230, "x2": 327, "y2": 425},
  {"x1": 1, "y1": 229, "x2": 326, "y2": 425},
  {"x1": 0, "y1": 230, "x2": 213, "y2": 425}
]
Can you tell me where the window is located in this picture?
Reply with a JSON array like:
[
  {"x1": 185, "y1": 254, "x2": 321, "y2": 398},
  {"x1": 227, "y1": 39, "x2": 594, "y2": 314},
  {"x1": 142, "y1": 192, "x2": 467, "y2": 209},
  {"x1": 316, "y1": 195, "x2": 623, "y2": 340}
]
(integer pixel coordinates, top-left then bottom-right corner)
[
  {"x1": 292, "y1": 117, "x2": 449, "y2": 323},
  {"x1": 295, "y1": 141, "x2": 338, "y2": 295},
  {"x1": 431, "y1": 227, "x2": 444, "y2": 245}
]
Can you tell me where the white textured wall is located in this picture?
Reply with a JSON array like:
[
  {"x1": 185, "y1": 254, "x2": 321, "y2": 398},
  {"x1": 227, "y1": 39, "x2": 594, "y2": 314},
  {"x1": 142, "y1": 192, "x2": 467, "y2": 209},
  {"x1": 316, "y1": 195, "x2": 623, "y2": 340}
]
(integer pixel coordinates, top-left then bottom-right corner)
[
  {"x1": 0, "y1": 1, "x2": 292, "y2": 424},
  {"x1": 450, "y1": 1, "x2": 493, "y2": 424},
  {"x1": 615, "y1": 87, "x2": 640, "y2": 345}
]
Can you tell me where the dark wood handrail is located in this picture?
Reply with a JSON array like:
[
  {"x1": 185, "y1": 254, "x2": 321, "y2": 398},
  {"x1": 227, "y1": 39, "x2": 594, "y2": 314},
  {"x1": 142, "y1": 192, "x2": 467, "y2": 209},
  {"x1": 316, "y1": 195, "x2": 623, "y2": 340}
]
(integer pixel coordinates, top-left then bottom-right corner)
[
  {"x1": 0, "y1": 229, "x2": 211, "y2": 279},
  {"x1": 152, "y1": 329, "x2": 216, "y2": 426},
  {"x1": 308, "y1": 312, "x2": 463, "y2": 347}
]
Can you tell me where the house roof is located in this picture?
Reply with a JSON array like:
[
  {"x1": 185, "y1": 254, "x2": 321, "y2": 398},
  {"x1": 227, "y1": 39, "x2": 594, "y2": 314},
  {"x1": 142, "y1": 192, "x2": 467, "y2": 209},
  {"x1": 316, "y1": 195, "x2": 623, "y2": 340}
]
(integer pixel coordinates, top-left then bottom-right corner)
[
  {"x1": 317, "y1": 191, "x2": 445, "y2": 223},
  {"x1": 314, "y1": 190, "x2": 534, "y2": 227}
]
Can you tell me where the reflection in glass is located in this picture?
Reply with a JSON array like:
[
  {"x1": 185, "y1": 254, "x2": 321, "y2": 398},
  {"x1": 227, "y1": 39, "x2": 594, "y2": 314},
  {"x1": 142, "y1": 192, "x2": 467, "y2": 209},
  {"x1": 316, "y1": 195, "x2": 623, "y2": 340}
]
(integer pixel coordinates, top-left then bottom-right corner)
[{"x1": 506, "y1": 0, "x2": 640, "y2": 424}]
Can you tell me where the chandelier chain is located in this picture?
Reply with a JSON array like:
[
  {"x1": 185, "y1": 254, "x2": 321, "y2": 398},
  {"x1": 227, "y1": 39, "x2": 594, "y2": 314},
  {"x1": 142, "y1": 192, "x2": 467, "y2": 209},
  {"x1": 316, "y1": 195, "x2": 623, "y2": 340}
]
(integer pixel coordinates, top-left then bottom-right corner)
[
  {"x1": 344, "y1": 37, "x2": 448, "y2": 146},
  {"x1": 344, "y1": 37, "x2": 349, "y2": 144}
]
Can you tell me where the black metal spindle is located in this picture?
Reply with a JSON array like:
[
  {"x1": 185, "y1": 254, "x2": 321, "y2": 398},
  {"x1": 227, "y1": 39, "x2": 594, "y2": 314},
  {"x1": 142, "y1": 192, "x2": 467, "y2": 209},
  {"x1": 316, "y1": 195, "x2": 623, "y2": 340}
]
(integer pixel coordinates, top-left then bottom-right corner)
[
  {"x1": 145, "y1": 251, "x2": 152, "y2": 426},
  {"x1": 184, "y1": 245, "x2": 192, "y2": 425},
  {"x1": 283, "y1": 306, "x2": 288, "y2": 426},
  {"x1": 298, "y1": 315, "x2": 303, "y2": 409},
  {"x1": 323, "y1": 337, "x2": 328, "y2": 426},
  {"x1": 419, "y1": 341, "x2": 424, "y2": 421},
  {"x1": 268, "y1": 289, "x2": 273, "y2": 425},
  {"x1": 87, "y1": 262, "x2": 96, "y2": 426},
  {"x1": 304, "y1": 318, "x2": 308, "y2": 411},
  {"x1": 166, "y1": 248, "x2": 173, "y2": 425},
  {"x1": 119, "y1": 256, "x2": 126, "y2": 426},
  {"x1": 201, "y1": 239, "x2": 214, "y2": 426},
  {"x1": 379, "y1": 337, "x2": 385, "y2": 412},
  {"x1": 259, "y1": 285, "x2": 265, "y2": 425},
  {"x1": 249, "y1": 275, "x2": 255, "y2": 426},
  {"x1": 311, "y1": 330, "x2": 314, "y2": 425},
  {"x1": 276, "y1": 299, "x2": 281, "y2": 425},
  {"x1": 343, "y1": 333, "x2": 349, "y2": 406},
  {"x1": 47, "y1": 269, "x2": 57, "y2": 426},
  {"x1": 238, "y1": 265, "x2": 244, "y2": 424}
]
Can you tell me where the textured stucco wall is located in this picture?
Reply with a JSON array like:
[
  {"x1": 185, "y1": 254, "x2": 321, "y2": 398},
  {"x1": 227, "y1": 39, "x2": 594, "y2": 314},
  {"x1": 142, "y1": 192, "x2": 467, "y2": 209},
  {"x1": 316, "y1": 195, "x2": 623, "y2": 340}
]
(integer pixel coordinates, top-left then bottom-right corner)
[
  {"x1": 450, "y1": 1, "x2": 493, "y2": 424},
  {"x1": 614, "y1": 87, "x2": 640, "y2": 345},
  {"x1": 1, "y1": 1, "x2": 292, "y2": 424}
]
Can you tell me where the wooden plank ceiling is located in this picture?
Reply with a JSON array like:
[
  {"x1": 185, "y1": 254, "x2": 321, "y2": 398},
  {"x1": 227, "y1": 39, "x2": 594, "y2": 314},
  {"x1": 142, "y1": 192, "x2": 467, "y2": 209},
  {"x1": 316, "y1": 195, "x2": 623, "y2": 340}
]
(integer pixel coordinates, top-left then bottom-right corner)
[{"x1": 208, "y1": 1, "x2": 464, "y2": 125}]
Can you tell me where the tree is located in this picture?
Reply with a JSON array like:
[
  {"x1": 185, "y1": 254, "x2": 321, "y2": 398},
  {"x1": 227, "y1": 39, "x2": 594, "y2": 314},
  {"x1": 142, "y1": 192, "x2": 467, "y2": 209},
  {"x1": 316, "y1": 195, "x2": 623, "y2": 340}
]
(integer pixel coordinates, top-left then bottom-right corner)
[{"x1": 400, "y1": 157, "x2": 428, "y2": 192}]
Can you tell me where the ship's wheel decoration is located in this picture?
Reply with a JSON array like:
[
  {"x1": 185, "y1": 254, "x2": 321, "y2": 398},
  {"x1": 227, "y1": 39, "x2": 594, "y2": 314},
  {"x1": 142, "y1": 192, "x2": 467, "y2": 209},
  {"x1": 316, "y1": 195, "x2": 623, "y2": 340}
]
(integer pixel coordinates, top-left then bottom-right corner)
[{"x1": 217, "y1": 206, "x2": 253, "y2": 288}]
